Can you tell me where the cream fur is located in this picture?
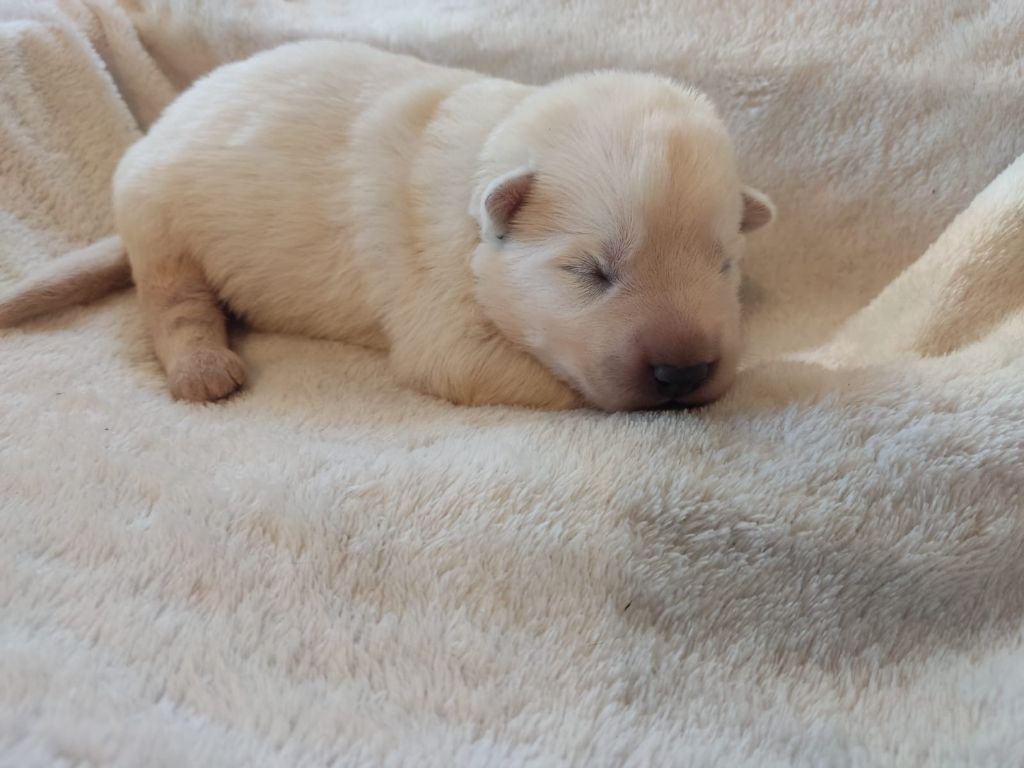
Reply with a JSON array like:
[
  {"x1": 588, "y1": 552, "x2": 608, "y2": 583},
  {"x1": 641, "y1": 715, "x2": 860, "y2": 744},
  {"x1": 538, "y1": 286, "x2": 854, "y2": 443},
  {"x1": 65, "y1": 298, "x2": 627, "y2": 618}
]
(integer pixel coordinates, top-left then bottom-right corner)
[
  {"x1": 110, "y1": 40, "x2": 770, "y2": 411},
  {"x1": 2, "y1": 2, "x2": 1024, "y2": 767}
]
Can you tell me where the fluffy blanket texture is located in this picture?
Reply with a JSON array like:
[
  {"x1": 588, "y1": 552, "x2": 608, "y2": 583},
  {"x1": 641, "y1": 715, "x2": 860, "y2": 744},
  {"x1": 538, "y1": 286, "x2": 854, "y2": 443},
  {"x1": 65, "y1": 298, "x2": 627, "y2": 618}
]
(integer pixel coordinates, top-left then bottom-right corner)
[{"x1": 2, "y1": 1, "x2": 1023, "y2": 765}]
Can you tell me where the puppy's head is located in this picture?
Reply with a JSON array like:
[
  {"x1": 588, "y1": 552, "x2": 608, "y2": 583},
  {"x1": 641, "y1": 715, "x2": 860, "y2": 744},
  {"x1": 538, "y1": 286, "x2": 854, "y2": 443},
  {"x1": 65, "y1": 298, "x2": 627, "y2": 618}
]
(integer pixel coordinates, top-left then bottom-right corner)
[{"x1": 471, "y1": 73, "x2": 774, "y2": 412}]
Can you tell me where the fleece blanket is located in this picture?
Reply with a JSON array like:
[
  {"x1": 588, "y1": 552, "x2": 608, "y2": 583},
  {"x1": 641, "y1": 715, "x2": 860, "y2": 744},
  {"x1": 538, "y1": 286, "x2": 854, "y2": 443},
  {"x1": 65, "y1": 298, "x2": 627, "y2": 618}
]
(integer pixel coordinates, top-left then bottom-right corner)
[{"x1": 2, "y1": 1, "x2": 1023, "y2": 765}]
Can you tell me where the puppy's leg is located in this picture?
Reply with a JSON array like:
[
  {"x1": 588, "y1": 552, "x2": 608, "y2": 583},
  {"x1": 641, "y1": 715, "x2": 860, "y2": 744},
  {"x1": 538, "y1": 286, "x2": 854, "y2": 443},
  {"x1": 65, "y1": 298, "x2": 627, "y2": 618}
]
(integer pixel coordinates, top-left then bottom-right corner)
[
  {"x1": 390, "y1": 325, "x2": 580, "y2": 410},
  {"x1": 134, "y1": 252, "x2": 245, "y2": 402}
]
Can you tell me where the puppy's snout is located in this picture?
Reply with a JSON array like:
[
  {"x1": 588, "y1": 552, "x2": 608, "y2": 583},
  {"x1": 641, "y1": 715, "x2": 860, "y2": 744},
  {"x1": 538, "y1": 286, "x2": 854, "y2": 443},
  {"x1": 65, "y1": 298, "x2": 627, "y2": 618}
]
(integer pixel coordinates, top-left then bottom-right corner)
[{"x1": 651, "y1": 362, "x2": 714, "y2": 399}]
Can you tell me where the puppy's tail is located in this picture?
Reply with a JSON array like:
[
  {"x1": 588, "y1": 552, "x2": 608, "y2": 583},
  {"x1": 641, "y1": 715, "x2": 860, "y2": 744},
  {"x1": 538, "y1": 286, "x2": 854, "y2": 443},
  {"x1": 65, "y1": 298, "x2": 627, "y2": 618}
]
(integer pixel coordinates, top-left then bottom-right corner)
[{"x1": 0, "y1": 235, "x2": 132, "y2": 327}]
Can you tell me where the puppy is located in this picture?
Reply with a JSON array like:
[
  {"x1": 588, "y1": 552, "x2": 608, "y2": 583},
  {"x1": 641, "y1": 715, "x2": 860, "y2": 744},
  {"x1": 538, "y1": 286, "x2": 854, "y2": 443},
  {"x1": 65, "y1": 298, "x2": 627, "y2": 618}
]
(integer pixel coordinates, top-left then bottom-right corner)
[{"x1": 1, "y1": 40, "x2": 774, "y2": 411}]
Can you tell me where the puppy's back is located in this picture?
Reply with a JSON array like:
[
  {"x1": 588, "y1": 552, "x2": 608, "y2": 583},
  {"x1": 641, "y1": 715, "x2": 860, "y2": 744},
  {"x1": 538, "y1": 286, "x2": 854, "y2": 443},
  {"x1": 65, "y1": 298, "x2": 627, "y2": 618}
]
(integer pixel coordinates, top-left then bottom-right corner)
[{"x1": 111, "y1": 41, "x2": 483, "y2": 340}]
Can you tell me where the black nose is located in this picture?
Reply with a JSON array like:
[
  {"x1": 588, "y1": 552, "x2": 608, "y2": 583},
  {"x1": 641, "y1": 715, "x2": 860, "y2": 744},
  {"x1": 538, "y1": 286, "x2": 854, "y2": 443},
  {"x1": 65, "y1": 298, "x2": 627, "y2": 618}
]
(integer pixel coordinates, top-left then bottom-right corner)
[{"x1": 652, "y1": 363, "x2": 712, "y2": 399}]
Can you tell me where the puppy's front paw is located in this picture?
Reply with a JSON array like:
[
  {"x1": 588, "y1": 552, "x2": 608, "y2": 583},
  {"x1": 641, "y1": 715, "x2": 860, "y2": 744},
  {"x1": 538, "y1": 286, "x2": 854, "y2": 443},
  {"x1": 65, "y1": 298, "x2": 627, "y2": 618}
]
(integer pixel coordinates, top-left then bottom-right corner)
[
  {"x1": 532, "y1": 385, "x2": 582, "y2": 411},
  {"x1": 457, "y1": 370, "x2": 582, "y2": 410},
  {"x1": 168, "y1": 347, "x2": 246, "y2": 402}
]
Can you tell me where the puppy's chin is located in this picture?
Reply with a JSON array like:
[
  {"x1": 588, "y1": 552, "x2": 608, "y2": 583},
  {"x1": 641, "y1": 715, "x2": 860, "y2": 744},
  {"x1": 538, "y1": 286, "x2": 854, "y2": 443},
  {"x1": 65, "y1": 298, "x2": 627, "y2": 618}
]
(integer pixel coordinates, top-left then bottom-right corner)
[
  {"x1": 578, "y1": 383, "x2": 654, "y2": 413},
  {"x1": 553, "y1": 374, "x2": 615, "y2": 413}
]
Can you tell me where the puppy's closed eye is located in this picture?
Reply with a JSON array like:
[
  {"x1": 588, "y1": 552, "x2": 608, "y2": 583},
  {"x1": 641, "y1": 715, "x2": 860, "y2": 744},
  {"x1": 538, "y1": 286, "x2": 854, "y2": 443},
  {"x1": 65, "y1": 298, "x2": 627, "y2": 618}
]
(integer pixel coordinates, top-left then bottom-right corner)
[{"x1": 562, "y1": 257, "x2": 614, "y2": 293}]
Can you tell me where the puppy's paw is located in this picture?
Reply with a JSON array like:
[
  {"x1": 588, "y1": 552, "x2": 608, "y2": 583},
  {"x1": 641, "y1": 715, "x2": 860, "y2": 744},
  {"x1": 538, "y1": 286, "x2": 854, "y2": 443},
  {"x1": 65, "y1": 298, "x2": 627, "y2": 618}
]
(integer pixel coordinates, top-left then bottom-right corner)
[
  {"x1": 168, "y1": 347, "x2": 246, "y2": 402},
  {"x1": 531, "y1": 385, "x2": 582, "y2": 411},
  {"x1": 456, "y1": 371, "x2": 581, "y2": 410}
]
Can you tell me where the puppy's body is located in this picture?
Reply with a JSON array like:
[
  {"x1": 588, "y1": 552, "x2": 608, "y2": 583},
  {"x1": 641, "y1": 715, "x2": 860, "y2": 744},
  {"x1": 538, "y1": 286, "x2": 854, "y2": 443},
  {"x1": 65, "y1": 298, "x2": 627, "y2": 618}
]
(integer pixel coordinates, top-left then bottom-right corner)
[{"x1": 13, "y1": 40, "x2": 775, "y2": 410}]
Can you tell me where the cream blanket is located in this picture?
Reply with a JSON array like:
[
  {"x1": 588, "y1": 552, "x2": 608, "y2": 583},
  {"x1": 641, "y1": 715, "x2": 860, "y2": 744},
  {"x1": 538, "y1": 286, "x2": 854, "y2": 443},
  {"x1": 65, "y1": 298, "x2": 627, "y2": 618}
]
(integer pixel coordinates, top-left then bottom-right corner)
[{"x1": 2, "y1": 1, "x2": 1023, "y2": 765}]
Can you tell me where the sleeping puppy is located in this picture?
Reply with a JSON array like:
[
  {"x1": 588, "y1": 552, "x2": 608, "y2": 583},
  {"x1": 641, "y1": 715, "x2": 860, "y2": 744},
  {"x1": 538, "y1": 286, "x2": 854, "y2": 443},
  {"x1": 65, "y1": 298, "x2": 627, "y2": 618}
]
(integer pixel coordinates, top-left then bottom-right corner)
[{"x1": 1, "y1": 40, "x2": 774, "y2": 411}]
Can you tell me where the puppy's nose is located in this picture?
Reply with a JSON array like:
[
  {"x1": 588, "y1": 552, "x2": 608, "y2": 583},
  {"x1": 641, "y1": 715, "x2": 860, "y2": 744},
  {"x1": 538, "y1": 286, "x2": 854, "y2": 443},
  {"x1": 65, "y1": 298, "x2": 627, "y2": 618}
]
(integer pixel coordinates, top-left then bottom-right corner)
[{"x1": 652, "y1": 363, "x2": 712, "y2": 399}]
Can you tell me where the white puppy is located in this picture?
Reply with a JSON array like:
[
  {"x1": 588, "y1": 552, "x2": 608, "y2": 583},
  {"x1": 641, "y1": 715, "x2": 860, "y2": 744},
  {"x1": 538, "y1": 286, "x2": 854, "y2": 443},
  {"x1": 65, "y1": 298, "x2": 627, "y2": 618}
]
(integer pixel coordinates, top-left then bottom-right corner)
[{"x1": 1, "y1": 40, "x2": 774, "y2": 411}]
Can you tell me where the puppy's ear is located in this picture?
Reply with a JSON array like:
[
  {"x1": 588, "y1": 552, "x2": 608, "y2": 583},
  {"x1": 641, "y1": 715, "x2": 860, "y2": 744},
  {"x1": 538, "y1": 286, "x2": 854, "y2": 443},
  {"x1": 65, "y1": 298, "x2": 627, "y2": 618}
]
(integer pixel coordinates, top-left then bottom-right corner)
[
  {"x1": 479, "y1": 166, "x2": 534, "y2": 241},
  {"x1": 740, "y1": 186, "x2": 775, "y2": 233}
]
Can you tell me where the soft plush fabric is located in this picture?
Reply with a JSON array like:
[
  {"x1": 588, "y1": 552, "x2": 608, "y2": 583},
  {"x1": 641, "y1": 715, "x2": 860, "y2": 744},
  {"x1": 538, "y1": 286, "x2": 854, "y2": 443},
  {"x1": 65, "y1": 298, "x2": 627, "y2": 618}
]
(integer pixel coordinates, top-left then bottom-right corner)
[{"x1": 1, "y1": 1, "x2": 1023, "y2": 765}]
